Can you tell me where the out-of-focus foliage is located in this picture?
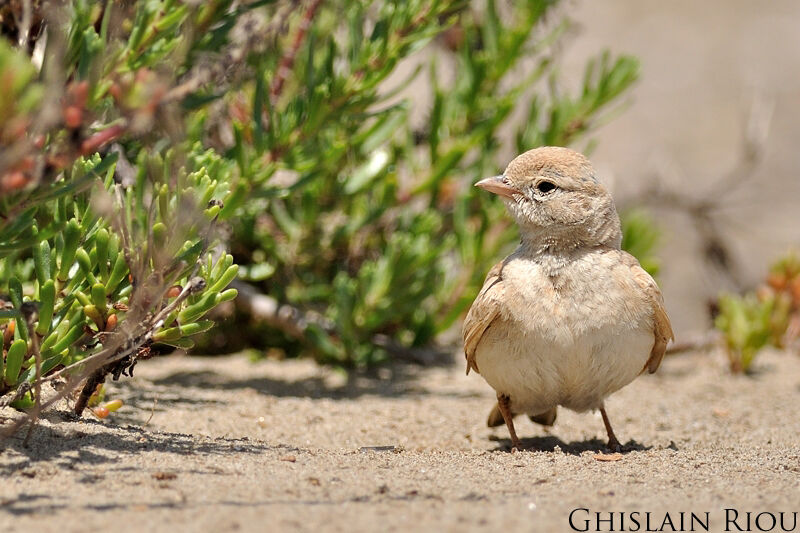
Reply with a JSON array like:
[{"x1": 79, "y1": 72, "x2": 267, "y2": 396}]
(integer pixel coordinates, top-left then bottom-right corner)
[
  {"x1": 208, "y1": 0, "x2": 641, "y2": 366},
  {"x1": 715, "y1": 293, "x2": 784, "y2": 374},
  {"x1": 714, "y1": 252, "x2": 800, "y2": 373},
  {"x1": 620, "y1": 209, "x2": 661, "y2": 277}
]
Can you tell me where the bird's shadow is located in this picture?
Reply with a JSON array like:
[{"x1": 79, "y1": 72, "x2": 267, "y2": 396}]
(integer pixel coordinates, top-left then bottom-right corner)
[{"x1": 489, "y1": 435, "x2": 650, "y2": 455}]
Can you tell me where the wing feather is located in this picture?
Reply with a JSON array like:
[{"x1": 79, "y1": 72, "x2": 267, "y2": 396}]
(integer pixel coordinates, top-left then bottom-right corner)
[
  {"x1": 462, "y1": 260, "x2": 507, "y2": 375},
  {"x1": 620, "y1": 252, "x2": 674, "y2": 374}
]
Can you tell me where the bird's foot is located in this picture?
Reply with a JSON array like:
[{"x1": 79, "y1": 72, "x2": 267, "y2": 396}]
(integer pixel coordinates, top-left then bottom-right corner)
[
  {"x1": 497, "y1": 393, "x2": 522, "y2": 453},
  {"x1": 599, "y1": 405, "x2": 622, "y2": 452}
]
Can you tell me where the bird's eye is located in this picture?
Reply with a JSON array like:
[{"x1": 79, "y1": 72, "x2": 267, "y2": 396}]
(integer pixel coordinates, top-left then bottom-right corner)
[{"x1": 536, "y1": 181, "x2": 556, "y2": 193}]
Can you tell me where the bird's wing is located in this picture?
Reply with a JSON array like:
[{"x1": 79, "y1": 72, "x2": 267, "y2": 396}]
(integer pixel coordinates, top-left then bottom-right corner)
[
  {"x1": 620, "y1": 251, "x2": 674, "y2": 374},
  {"x1": 462, "y1": 260, "x2": 507, "y2": 375}
]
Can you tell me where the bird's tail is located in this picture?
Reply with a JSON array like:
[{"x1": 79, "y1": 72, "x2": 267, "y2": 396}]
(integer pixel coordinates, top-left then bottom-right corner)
[
  {"x1": 486, "y1": 403, "x2": 557, "y2": 427},
  {"x1": 529, "y1": 406, "x2": 557, "y2": 426},
  {"x1": 486, "y1": 403, "x2": 505, "y2": 427}
]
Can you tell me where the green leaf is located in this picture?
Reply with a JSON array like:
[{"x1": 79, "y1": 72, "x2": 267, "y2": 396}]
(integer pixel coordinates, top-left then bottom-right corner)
[
  {"x1": 95, "y1": 228, "x2": 109, "y2": 279},
  {"x1": 58, "y1": 219, "x2": 82, "y2": 282},
  {"x1": 105, "y1": 254, "x2": 129, "y2": 295},
  {"x1": 36, "y1": 280, "x2": 56, "y2": 336},
  {"x1": 33, "y1": 240, "x2": 51, "y2": 286},
  {"x1": 178, "y1": 291, "x2": 220, "y2": 323},
  {"x1": 4, "y1": 339, "x2": 27, "y2": 386}
]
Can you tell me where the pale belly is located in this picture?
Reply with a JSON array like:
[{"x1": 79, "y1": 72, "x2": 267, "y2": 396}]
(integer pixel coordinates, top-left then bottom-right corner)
[
  {"x1": 473, "y1": 250, "x2": 655, "y2": 414},
  {"x1": 475, "y1": 321, "x2": 653, "y2": 414}
]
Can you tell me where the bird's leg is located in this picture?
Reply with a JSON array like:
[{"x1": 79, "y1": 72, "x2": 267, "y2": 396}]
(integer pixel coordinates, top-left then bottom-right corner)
[
  {"x1": 496, "y1": 393, "x2": 521, "y2": 451},
  {"x1": 599, "y1": 404, "x2": 621, "y2": 451}
]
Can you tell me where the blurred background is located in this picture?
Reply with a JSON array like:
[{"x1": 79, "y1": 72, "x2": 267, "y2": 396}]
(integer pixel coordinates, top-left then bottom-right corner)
[{"x1": 562, "y1": 0, "x2": 800, "y2": 335}]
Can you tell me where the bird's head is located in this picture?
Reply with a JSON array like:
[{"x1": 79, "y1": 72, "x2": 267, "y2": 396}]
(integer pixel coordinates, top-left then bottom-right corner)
[{"x1": 476, "y1": 146, "x2": 621, "y2": 251}]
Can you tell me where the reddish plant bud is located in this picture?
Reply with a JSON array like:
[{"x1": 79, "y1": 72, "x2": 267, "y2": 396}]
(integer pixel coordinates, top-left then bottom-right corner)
[
  {"x1": 64, "y1": 105, "x2": 83, "y2": 129},
  {"x1": 80, "y1": 124, "x2": 125, "y2": 156},
  {"x1": 167, "y1": 285, "x2": 182, "y2": 298},
  {"x1": 3, "y1": 320, "x2": 15, "y2": 345},
  {"x1": 105, "y1": 313, "x2": 118, "y2": 331},
  {"x1": 767, "y1": 272, "x2": 786, "y2": 291},
  {"x1": 109, "y1": 82, "x2": 122, "y2": 101},
  {"x1": 71, "y1": 80, "x2": 90, "y2": 107},
  {"x1": 1, "y1": 171, "x2": 29, "y2": 191},
  {"x1": 791, "y1": 278, "x2": 800, "y2": 307}
]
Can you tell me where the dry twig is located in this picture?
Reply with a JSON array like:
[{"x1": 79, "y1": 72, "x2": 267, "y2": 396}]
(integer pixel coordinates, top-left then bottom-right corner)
[{"x1": 626, "y1": 97, "x2": 774, "y2": 291}]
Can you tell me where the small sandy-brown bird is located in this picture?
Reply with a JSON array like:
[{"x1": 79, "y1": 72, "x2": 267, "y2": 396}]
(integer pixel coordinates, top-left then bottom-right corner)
[{"x1": 463, "y1": 146, "x2": 673, "y2": 451}]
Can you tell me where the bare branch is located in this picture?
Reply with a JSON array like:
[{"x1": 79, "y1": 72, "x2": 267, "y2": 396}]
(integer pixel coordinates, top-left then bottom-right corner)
[
  {"x1": 665, "y1": 330, "x2": 722, "y2": 356},
  {"x1": 624, "y1": 96, "x2": 774, "y2": 291}
]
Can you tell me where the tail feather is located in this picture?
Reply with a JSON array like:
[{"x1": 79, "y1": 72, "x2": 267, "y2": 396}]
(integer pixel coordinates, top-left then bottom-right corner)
[
  {"x1": 486, "y1": 403, "x2": 558, "y2": 427},
  {"x1": 486, "y1": 403, "x2": 506, "y2": 427},
  {"x1": 529, "y1": 406, "x2": 557, "y2": 426}
]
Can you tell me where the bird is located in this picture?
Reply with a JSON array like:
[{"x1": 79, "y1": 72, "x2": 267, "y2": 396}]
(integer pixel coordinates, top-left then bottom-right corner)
[{"x1": 462, "y1": 146, "x2": 673, "y2": 452}]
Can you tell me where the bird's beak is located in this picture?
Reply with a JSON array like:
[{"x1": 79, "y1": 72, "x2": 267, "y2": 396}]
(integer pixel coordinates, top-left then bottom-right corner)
[{"x1": 475, "y1": 175, "x2": 519, "y2": 198}]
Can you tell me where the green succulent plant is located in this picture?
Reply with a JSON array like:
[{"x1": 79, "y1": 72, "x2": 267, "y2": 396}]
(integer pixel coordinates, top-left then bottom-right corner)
[{"x1": 0, "y1": 1, "x2": 246, "y2": 416}]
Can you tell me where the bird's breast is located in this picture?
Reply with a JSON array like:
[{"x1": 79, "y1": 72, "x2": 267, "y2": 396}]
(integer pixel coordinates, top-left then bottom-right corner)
[
  {"x1": 474, "y1": 250, "x2": 654, "y2": 414},
  {"x1": 502, "y1": 250, "x2": 651, "y2": 338}
]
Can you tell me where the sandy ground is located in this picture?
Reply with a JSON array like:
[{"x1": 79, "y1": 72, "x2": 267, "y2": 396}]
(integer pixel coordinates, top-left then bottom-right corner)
[{"x1": 1, "y1": 349, "x2": 799, "y2": 532}]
